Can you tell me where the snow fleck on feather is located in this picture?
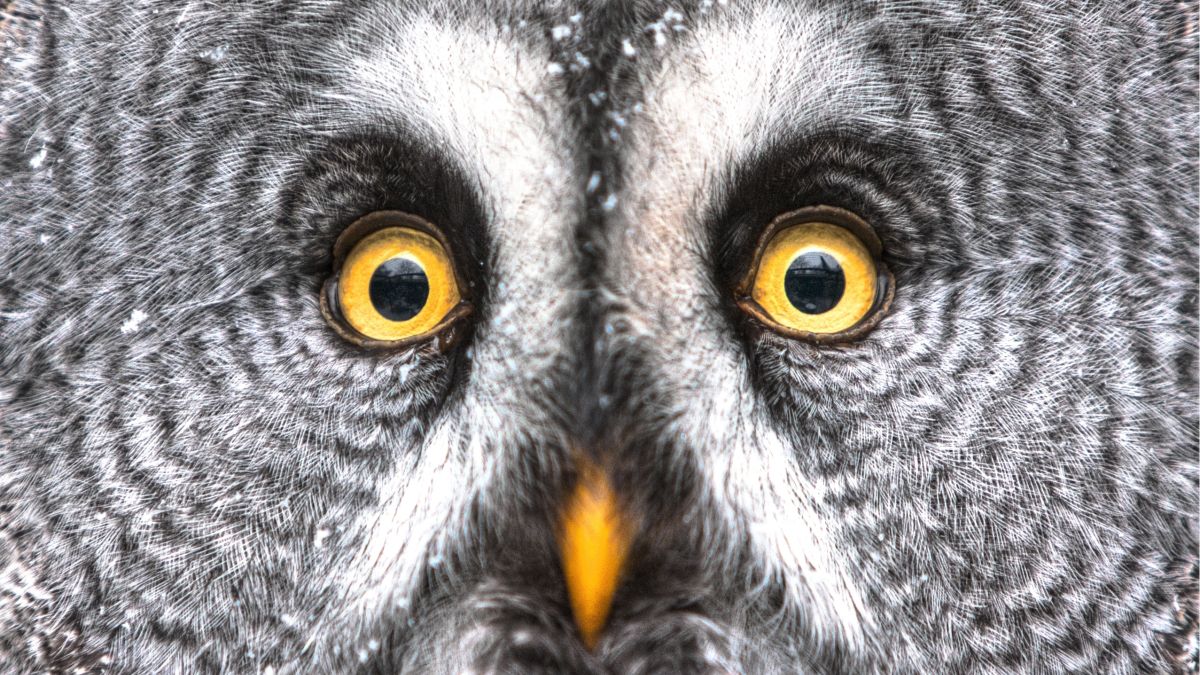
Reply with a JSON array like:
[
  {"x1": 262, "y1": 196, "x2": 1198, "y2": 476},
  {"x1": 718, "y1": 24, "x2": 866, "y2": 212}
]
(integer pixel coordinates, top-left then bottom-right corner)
[{"x1": 120, "y1": 309, "x2": 149, "y2": 334}]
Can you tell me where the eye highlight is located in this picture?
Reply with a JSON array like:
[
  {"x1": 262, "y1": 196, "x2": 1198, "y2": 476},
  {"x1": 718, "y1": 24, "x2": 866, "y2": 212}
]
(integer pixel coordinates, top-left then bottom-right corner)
[
  {"x1": 736, "y1": 206, "x2": 892, "y2": 341},
  {"x1": 322, "y1": 211, "x2": 471, "y2": 347}
]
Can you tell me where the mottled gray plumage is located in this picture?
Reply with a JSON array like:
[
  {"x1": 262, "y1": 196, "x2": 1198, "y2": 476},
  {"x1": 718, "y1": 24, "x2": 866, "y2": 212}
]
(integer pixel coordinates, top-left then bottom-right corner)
[{"x1": 0, "y1": 0, "x2": 1196, "y2": 673}]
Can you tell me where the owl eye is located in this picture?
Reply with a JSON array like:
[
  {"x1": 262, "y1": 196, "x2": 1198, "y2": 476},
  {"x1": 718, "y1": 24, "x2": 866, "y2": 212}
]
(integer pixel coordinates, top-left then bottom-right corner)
[
  {"x1": 322, "y1": 212, "x2": 470, "y2": 346},
  {"x1": 736, "y1": 206, "x2": 892, "y2": 341}
]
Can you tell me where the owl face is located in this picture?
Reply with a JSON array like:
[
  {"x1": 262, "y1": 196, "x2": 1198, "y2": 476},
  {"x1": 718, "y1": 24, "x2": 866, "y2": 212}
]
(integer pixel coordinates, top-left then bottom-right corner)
[{"x1": 1, "y1": 1, "x2": 1196, "y2": 673}]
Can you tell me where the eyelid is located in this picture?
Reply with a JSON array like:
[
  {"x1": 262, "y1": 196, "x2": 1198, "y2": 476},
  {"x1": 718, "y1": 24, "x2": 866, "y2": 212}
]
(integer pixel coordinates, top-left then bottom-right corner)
[
  {"x1": 320, "y1": 211, "x2": 473, "y2": 351},
  {"x1": 734, "y1": 205, "x2": 894, "y2": 343}
]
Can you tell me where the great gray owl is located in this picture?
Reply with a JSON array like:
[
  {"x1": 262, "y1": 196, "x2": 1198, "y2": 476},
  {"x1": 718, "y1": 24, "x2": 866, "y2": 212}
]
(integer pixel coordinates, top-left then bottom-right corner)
[{"x1": 0, "y1": 0, "x2": 1197, "y2": 672}]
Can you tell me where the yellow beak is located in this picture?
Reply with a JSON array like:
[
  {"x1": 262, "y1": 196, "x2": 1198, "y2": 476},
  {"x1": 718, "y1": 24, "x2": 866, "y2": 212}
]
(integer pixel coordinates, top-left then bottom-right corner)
[{"x1": 557, "y1": 458, "x2": 634, "y2": 650}]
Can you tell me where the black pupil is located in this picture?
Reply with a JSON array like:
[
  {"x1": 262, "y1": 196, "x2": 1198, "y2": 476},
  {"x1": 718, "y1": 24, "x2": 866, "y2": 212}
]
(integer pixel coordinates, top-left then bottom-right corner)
[
  {"x1": 369, "y1": 257, "x2": 429, "y2": 321},
  {"x1": 784, "y1": 252, "x2": 845, "y2": 314}
]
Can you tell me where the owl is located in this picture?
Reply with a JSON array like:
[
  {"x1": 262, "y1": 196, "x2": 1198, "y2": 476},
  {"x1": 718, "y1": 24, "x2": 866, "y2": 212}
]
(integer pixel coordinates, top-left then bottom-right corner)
[{"x1": 1, "y1": 0, "x2": 1196, "y2": 673}]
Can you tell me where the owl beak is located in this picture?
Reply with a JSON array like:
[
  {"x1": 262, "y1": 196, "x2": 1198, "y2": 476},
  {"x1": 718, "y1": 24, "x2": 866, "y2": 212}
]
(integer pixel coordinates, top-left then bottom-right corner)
[{"x1": 557, "y1": 457, "x2": 634, "y2": 650}]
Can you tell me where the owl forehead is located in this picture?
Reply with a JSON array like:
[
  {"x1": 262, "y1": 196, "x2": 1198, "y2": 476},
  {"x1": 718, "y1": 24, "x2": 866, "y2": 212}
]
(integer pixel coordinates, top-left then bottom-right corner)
[{"x1": 311, "y1": 1, "x2": 881, "y2": 319}]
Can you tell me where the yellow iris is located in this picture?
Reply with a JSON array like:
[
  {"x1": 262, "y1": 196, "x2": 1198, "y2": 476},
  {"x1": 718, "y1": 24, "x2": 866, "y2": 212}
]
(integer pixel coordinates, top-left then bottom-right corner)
[
  {"x1": 335, "y1": 225, "x2": 461, "y2": 342},
  {"x1": 740, "y1": 209, "x2": 889, "y2": 338}
]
